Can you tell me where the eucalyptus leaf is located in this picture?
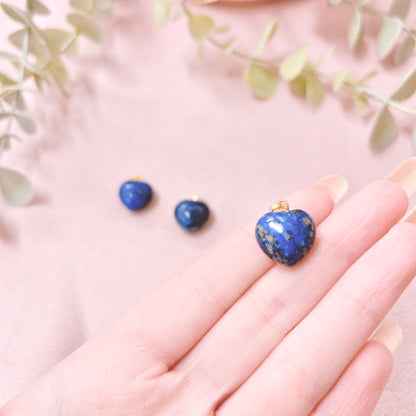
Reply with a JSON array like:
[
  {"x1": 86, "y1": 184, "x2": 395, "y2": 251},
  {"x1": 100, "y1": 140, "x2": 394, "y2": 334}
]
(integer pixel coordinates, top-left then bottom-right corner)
[
  {"x1": 369, "y1": 106, "x2": 397, "y2": 152},
  {"x1": 348, "y1": 10, "x2": 363, "y2": 51},
  {"x1": 16, "y1": 114, "x2": 37, "y2": 134},
  {"x1": 389, "y1": 0, "x2": 410, "y2": 20},
  {"x1": 3, "y1": 91, "x2": 26, "y2": 111},
  {"x1": 290, "y1": 75, "x2": 307, "y2": 96},
  {"x1": 315, "y1": 46, "x2": 334, "y2": 68},
  {"x1": 28, "y1": 0, "x2": 50, "y2": 15},
  {"x1": 188, "y1": 14, "x2": 215, "y2": 41},
  {"x1": 0, "y1": 73, "x2": 16, "y2": 87},
  {"x1": 47, "y1": 59, "x2": 70, "y2": 86},
  {"x1": 214, "y1": 26, "x2": 230, "y2": 34},
  {"x1": 353, "y1": 93, "x2": 370, "y2": 114},
  {"x1": 94, "y1": 0, "x2": 113, "y2": 19},
  {"x1": 0, "y1": 167, "x2": 34, "y2": 206},
  {"x1": 279, "y1": 45, "x2": 309, "y2": 82},
  {"x1": 154, "y1": 0, "x2": 170, "y2": 27},
  {"x1": 376, "y1": 17, "x2": 403, "y2": 59},
  {"x1": 244, "y1": 63, "x2": 277, "y2": 100},
  {"x1": 252, "y1": 19, "x2": 278, "y2": 58},
  {"x1": 306, "y1": 74, "x2": 324, "y2": 106},
  {"x1": 70, "y1": 0, "x2": 94, "y2": 13},
  {"x1": 67, "y1": 13, "x2": 103, "y2": 42},
  {"x1": 391, "y1": 67, "x2": 416, "y2": 101},
  {"x1": 9, "y1": 29, "x2": 52, "y2": 62},
  {"x1": 1, "y1": 4, "x2": 43, "y2": 40},
  {"x1": 43, "y1": 29, "x2": 77, "y2": 56},
  {"x1": 394, "y1": 35, "x2": 415, "y2": 64}
]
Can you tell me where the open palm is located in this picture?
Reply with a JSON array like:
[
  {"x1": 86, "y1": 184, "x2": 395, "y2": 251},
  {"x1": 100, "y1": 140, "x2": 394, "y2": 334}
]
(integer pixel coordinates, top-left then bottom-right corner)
[{"x1": 3, "y1": 159, "x2": 416, "y2": 416}]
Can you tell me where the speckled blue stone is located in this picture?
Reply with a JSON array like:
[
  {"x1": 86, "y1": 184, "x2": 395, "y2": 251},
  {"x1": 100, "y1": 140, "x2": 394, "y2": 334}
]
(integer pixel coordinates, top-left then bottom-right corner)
[
  {"x1": 119, "y1": 181, "x2": 152, "y2": 211},
  {"x1": 175, "y1": 200, "x2": 210, "y2": 231},
  {"x1": 255, "y1": 209, "x2": 315, "y2": 266}
]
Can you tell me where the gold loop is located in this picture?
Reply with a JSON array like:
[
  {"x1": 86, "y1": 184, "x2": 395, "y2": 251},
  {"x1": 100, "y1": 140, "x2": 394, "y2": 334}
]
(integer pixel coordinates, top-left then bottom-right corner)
[
  {"x1": 270, "y1": 200, "x2": 289, "y2": 213},
  {"x1": 131, "y1": 174, "x2": 143, "y2": 182}
]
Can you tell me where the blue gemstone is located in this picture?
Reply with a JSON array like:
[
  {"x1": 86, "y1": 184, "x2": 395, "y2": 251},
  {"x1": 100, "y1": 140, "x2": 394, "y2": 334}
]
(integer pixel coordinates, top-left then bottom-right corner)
[
  {"x1": 119, "y1": 181, "x2": 152, "y2": 211},
  {"x1": 175, "y1": 200, "x2": 210, "y2": 231},
  {"x1": 255, "y1": 209, "x2": 315, "y2": 266}
]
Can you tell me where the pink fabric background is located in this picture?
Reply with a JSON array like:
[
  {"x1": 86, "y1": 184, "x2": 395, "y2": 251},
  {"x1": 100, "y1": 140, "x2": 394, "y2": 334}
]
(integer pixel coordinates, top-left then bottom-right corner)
[{"x1": 0, "y1": 0, "x2": 415, "y2": 414}]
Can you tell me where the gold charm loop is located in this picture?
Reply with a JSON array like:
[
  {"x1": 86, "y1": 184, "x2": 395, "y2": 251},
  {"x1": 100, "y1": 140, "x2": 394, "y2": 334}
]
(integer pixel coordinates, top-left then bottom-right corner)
[{"x1": 270, "y1": 200, "x2": 289, "y2": 213}]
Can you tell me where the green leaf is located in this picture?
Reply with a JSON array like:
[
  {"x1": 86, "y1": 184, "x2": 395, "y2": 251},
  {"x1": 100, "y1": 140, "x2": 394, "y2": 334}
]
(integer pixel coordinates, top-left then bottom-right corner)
[
  {"x1": 46, "y1": 59, "x2": 70, "y2": 86},
  {"x1": 8, "y1": 29, "x2": 52, "y2": 62},
  {"x1": 244, "y1": 63, "x2": 277, "y2": 100},
  {"x1": 315, "y1": 46, "x2": 334, "y2": 68},
  {"x1": 188, "y1": 14, "x2": 215, "y2": 41},
  {"x1": 377, "y1": 17, "x2": 403, "y2": 59},
  {"x1": 28, "y1": 0, "x2": 50, "y2": 15},
  {"x1": 94, "y1": 0, "x2": 113, "y2": 19},
  {"x1": 16, "y1": 114, "x2": 37, "y2": 134},
  {"x1": 43, "y1": 29, "x2": 77, "y2": 56},
  {"x1": 353, "y1": 93, "x2": 370, "y2": 114},
  {"x1": 70, "y1": 0, "x2": 94, "y2": 13},
  {"x1": 290, "y1": 74, "x2": 307, "y2": 96},
  {"x1": 3, "y1": 90, "x2": 26, "y2": 111},
  {"x1": 394, "y1": 35, "x2": 415, "y2": 64},
  {"x1": 67, "y1": 13, "x2": 103, "y2": 42},
  {"x1": 1, "y1": 3, "x2": 43, "y2": 40},
  {"x1": 0, "y1": 73, "x2": 15, "y2": 87},
  {"x1": 306, "y1": 74, "x2": 324, "y2": 107},
  {"x1": 279, "y1": 45, "x2": 309, "y2": 82},
  {"x1": 389, "y1": 0, "x2": 410, "y2": 19},
  {"x1": 214, "y1": 25, "x2": 230, "y2": 34},
  {"x1": 332, "y1": 70, "x2": 351, "y2": 92},
  {"x1": 0, "y1": 167, "x2": 34, "y2": 206},
  {"x1": 348, "y1": 10, "x2": 363, "y2": 51},
  {"x1": 391, "y1": 67, "x2": 416, "y2": 101},
  {"x1": 252, "y1": 19, "x2": 278, "y2": 57},
  {"x1": 154, "y1": 0, "x2": 171, "y2": 27},
  {"x1": 369, "y1": 105, "x2": 397, "y2": 152}
]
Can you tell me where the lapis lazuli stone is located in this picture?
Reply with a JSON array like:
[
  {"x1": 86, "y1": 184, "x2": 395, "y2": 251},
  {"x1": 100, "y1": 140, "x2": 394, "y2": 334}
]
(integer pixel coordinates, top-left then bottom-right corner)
[
  {"x1": 119, "y1": 181, "x2": 152, "y2": 211},
  {"x1": 175, "y1": 200, "x2": 210, "y2": 231},
  {"x1": 255, "y1": 209, "x2": 315, "y2": 266}
]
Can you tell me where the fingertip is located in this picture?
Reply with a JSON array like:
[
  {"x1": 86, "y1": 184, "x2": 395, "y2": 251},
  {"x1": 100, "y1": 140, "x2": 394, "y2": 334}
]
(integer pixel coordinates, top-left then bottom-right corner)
[
  {"x1": 314, "y1": 174, "x2": 348, "y2": 204},
  {"x1": 370, "y1": 321, "x2": 403, "y2": 356}
]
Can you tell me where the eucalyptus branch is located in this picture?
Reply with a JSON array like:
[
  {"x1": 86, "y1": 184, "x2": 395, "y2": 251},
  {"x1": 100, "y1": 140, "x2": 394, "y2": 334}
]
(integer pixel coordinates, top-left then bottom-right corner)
[
  {"x1": 0, "y1": 0, "x2": 114, "y2": 206},
  {"x1": 0, "y1": 1, "x2": 31, "y2": 160},
  {"x1": 156, "y1": 0, "x2": 416, "y2": 153}
]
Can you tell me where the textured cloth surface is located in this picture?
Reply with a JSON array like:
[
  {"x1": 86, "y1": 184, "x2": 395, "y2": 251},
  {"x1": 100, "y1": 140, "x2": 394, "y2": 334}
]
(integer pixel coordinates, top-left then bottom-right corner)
[{"x1": 0, "y1": 1, "x2": 415, "y2": 414}]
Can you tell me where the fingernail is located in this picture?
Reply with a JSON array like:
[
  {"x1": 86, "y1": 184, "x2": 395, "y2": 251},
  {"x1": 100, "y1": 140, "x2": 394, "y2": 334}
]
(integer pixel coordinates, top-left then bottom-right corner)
[
  {"x1": 370, "y1": 322, "x2": 403, "y2": 355},
  {"x1": 385, "y1": 157, "x2": 416, "y2": 198},
  {"x1": 314, "y1": 175, "x2": 348, "y2": 204},
  {"x1": 404, "y1": 206, "x2": 416, "y2": 225}
]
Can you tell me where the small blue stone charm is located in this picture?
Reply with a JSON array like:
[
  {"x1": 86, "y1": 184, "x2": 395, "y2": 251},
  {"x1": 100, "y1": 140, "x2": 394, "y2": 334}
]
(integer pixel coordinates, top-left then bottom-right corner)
[
  {"x1": 175, "y1": 197, "x2": 210, "y2": 231},
  {"x1": 119, "y1": 178, "x2": 152, "y2": 211},
  {"x1": 255, "y1": 200, "x2": 315, "y2": 267}
]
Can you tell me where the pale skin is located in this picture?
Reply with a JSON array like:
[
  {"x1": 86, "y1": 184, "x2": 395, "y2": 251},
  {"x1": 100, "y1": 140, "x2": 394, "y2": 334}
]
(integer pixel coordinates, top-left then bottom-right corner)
[{"x1": 2, "y1": 158, "x2": 416, "y2": 416}]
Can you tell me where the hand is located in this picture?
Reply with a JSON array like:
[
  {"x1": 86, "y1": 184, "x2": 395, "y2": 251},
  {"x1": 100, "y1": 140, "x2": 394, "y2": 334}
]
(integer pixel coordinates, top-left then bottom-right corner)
[{"x1": 3, "y1": 158, "x2": 416, "y2": 416}]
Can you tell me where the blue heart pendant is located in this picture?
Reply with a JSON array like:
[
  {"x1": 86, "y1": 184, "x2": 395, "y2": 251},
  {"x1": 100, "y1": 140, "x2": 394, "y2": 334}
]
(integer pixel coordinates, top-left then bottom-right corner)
[
  {"x1": 255, "y1": 200, "x2": 315, "y2": 267},
  {"x1": 175, "y1": 197, "x2": 210, "y2": 231},
  {"x1": 119, "y1": 177, "x2": 153, "y2": 211}
]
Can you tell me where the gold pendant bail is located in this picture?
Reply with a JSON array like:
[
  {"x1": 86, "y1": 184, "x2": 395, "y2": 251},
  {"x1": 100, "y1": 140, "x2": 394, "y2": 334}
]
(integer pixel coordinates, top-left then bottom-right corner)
[
  {"x1": 131, "y1": 174, "x2": 143, "y2": 182},
  {"x1": 270, "y1": 199, "x2": 289, "y2": 213}
]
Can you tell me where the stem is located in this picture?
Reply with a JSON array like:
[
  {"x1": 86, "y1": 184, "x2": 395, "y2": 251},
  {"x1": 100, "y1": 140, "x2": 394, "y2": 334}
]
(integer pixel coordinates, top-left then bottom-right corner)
[
  {"x1": 358, "y1": 85, "x2": 416, "y2": 116},
  {"x1": 181, "y1": 0, "x2": 416, "y2": 117},
  {"x1": 0, "y1": 0, "x2": 31, "y2": 161}
]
